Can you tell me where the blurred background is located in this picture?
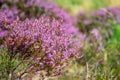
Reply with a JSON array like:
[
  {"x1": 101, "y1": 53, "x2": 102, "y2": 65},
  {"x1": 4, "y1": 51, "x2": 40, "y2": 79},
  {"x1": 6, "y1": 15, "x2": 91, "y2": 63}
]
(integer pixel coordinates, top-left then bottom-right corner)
[
  {"x1": 54, "y1": 0, "x2": 120, "y2": 80},
  {"x1": 56, "y1": 0, "x2": 120, "y2": 14}
]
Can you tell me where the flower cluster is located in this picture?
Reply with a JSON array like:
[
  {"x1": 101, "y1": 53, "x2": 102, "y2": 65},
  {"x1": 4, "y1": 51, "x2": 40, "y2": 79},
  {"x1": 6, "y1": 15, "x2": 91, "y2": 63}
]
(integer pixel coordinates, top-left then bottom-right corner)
[
  {"x1": 5, "y1": 15, "x2": 78, "y2": 76},
  {"x1": 0, "y1": 6, "x2": 18, "y2": 45},
  {"x1": 0, "y1": 0, "x2": 81, "y2": 79}
]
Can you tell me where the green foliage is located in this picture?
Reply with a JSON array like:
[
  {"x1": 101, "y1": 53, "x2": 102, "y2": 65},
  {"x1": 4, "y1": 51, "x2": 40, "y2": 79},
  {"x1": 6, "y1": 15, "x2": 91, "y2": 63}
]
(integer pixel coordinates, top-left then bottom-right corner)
[
  {"x1": 59, "y1": 22, "x2": 120, "y2": 80},
  {"x1": 0, "y1": 48, "x2": 19, "y2": 79},
  {"x1": 90, "y1": 0, "x2": 108, "y2": 9},
  {"x1": 112, "y1": 23, "x2": 120, "y2": 42}
]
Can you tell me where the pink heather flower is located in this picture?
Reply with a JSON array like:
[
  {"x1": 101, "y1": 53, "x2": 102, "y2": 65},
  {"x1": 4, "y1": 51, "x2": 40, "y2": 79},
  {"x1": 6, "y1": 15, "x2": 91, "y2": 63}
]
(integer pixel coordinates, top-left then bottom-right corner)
[
  {"x1": 36, "y1": 58, "x2": 41, "y2": 60},
  {"x1": 50, "y1": 61, "x2": 54, "y2": 66},
  {"x1": 0, "y1": 30, "x2": 7, "y2": 39},
  {"x1": 57, "y1": 71, "x2": 61, "y2": 76},
  {"x1": 83, "y1": 20, "x2": 91, "y2": 25},
  {"x1": 90, "y1": 28, "x2": 101, "y2": 40},
  {"x1": 30, "y1": 66, "x2": 35, "y2": 70},
  {"x1": 34, "y1": 45, "x2": 39, "y2": 49},
  {"x1": 93, "y1": 8, "x2": 108, "y2": 17},
  {"x1": 39, "y1": 62, "x2": 43, "y2": 67}
]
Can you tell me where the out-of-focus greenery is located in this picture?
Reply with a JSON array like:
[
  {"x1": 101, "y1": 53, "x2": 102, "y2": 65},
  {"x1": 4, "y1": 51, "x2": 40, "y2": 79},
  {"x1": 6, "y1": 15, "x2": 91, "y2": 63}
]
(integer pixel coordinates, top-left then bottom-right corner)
[
  {"x1": 56, "y1": 0, "x2": 120, "y2": 14},
  {"x1": 59, "y1": 23, "x2": 120, "y2": 80},
  {"x1": 55, "y1": 0, "x2": 120, "y2": 80}
]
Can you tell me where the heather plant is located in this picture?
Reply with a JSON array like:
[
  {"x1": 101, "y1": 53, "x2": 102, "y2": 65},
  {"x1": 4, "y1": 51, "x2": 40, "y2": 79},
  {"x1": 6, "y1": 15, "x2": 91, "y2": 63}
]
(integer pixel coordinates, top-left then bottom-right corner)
[
  {"x1": 2, "y1": 0, "x2": 120, "y2": 80},
  {"x1": 0, "y1": 0, "x2": 81, "y2": 80},
  {"x1": 0, "y1": 14, "x2": 79, "y2": 79}
]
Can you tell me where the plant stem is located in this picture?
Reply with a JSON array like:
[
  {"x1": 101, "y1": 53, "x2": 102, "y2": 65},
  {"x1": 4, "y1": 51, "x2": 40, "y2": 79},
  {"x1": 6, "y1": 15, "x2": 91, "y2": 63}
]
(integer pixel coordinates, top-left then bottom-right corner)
[{"x1": 8, "y1": 71, "x2": 13, "y2": 80}]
